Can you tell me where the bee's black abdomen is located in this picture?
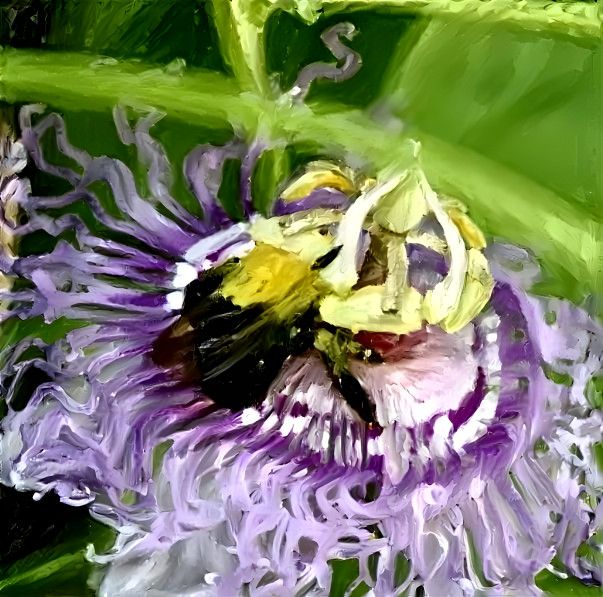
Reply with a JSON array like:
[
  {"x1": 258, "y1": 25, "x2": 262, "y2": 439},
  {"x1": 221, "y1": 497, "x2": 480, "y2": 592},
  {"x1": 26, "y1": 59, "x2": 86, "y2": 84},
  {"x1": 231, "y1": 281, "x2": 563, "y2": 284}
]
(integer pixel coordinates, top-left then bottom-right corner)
[{"x1": 337, "y1": 371, "x2": 377, "y2": 425}]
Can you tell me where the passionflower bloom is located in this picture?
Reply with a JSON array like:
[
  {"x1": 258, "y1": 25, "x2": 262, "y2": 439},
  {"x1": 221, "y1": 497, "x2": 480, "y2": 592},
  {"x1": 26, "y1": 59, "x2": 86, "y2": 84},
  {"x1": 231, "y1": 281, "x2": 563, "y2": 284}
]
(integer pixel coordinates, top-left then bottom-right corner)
[{"x1": 0, "y1": 106, "x2": 601, "y2": 596}]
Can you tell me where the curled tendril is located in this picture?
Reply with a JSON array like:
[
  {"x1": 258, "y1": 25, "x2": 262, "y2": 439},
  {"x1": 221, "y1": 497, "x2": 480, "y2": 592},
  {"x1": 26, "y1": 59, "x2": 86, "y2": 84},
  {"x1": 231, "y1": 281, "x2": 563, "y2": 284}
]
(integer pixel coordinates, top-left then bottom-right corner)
[{"x1": 290, "y1": 22, "x2": 362, "y2": 101}]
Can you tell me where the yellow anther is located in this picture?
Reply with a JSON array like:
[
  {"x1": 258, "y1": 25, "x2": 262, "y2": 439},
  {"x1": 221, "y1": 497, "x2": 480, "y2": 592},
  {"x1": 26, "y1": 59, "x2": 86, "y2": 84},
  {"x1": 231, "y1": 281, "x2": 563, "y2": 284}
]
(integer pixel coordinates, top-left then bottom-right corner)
[
  {"x1": 447, "y1": 207, "x2": 487, "y2": 250},
  {"x1": 281, "y1": 161, "x2": 357, "y2": 202}
]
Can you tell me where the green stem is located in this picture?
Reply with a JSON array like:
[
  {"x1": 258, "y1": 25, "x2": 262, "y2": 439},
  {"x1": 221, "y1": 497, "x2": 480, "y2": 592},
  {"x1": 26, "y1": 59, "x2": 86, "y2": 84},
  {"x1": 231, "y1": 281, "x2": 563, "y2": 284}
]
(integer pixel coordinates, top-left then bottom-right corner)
[
  {"x1": 207, "y1": 0, "x2": 273, "y2": 96},
  {"x1": 0, "y1": 48, "x2": 414, "y2": 163},
  {"x1": 0, "y1": 553, "x2": 84, "y2": 590},
  {"x1": 0, "y1": 48, "x2": 248, "y2": 127},
  {"x1": 321, "y1": 0, "x2": 601, "y2": 41}
]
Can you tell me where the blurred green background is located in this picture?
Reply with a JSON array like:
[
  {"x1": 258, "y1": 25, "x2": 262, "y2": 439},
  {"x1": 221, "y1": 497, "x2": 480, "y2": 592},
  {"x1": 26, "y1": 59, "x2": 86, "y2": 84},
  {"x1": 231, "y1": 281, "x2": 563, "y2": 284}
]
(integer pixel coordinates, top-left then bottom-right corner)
[{"x1": 0, "y1": 0, "x2": 600, "y2": 594}]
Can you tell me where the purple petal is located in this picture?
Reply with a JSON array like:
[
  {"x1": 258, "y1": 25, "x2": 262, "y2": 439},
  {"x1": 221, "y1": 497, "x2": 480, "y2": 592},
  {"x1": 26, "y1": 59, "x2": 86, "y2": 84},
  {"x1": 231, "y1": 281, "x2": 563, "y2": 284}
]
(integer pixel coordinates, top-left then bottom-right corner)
[
  {"x1": 184, "y1": 141, "x2": 246, "y2": 229},
  {"x1": 406, "y1": 243, "x2": 449, "y2": 294},
  {"x1": 272, "y1": 188, "x2": 350, "y2": 216}
]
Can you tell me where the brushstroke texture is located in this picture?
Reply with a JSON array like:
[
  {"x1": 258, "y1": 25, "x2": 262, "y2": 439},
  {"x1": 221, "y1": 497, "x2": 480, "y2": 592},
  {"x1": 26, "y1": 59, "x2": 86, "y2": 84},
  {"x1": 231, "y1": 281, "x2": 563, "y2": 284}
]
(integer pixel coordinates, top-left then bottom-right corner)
[{"x1": 0, "y1": 108, "x2": 600, "y2": 596}]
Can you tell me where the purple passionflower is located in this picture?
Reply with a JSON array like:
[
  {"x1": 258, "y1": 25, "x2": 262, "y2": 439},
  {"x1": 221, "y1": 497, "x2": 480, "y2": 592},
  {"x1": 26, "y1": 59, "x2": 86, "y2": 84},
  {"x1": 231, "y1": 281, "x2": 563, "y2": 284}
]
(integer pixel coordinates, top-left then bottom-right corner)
[{"x1": 0, "y1": 107, "x2": 601, "y2": 596}]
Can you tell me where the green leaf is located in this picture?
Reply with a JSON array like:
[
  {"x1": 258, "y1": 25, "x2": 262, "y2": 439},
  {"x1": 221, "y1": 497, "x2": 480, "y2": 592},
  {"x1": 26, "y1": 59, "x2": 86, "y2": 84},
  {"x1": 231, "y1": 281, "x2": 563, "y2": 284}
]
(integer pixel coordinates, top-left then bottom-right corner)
[
  {"x1": 251, "y1": 147, "x2": 291, "y2": 215},
  {"x1": 536, "y1": 567, "x2": 602, "y2": 596},
  {"x1": 585, "y1": 377, "x2": 603, "y2": 410},
  {"x1": 329, "y1": 559, "x2": 371, "y2": 597},
  {"x1": 0, "y1": 517, "x2": 115, "y2": 595}
]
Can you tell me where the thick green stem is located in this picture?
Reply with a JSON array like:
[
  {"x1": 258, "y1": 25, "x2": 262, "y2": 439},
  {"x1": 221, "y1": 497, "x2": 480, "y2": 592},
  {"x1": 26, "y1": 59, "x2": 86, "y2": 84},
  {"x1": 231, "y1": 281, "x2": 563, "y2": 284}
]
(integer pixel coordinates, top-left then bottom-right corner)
[
  {"x1": 207, "y1": 0, "x2": 273, "y2": 96},
  {"x1": 321, "y1": 0, "x2": 601, "y2": 41},
  {"x1": 0, "y1": 48, "x2": 248, "y2": 127}
]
